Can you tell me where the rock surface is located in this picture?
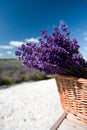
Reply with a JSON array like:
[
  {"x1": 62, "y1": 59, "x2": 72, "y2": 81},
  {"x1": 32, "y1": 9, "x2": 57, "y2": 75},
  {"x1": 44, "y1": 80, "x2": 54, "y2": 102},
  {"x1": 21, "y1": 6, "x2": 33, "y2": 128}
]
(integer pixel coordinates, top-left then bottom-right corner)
[{"x1": 0, "y1": 79, "x2": 63, "y2": 130}]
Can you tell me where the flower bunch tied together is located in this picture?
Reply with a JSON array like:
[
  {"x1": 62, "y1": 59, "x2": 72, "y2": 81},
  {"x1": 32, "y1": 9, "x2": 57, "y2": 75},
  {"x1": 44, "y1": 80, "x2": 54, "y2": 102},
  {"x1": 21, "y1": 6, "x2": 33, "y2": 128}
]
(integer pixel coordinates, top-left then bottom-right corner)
[{"x1": 15, "y1": 23, "x2": 87, "y2": 78}]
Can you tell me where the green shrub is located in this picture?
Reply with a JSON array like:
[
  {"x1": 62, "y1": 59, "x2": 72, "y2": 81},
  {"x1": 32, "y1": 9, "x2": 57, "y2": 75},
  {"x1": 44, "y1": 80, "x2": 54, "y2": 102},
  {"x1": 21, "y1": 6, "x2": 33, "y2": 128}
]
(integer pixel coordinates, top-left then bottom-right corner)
[
  {"x1": 31, "y1": 72, "x2": 43, "y2": 80},
  {"x1": 1, "y1": 77, "x2": 12, "y2": 85},
  {"x1": 0, "y1": 59, "x2": 51, "y2": 86},
  {"x1": 9, "y1": 70, "x2": 15, "y2": 74},
  {"x1": 20, "y1": 75, "x2": 26, "y2": 81}
]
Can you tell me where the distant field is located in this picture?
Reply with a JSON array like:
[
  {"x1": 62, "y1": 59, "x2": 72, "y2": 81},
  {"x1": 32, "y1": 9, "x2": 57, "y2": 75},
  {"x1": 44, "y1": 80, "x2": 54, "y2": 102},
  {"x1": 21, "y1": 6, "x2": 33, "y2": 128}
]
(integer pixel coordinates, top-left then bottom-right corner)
[{"x1": 0, "y1": 59, "x2": 50, "y2": 86}]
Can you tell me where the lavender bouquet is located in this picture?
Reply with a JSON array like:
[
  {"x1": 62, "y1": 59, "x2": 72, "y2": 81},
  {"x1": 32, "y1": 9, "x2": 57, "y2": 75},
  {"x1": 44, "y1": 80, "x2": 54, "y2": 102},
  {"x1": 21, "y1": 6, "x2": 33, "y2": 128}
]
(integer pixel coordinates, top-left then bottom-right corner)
[{"x1": 15, "y1": 24, "x2": 87, "y2": 78}]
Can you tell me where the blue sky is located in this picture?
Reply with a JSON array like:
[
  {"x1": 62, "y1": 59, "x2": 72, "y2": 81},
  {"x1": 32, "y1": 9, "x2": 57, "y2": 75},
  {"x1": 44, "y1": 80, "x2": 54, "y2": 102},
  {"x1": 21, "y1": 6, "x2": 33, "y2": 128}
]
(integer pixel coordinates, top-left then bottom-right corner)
[{"x1": 0, "y1": 0, "x2": 87, "y2": 59}]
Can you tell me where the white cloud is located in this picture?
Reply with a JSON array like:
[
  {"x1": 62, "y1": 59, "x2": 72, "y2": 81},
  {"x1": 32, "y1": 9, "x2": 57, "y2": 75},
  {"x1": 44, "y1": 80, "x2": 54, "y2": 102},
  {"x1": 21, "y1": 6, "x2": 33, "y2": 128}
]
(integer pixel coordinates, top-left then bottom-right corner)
[
  {"x1": 9, "y1": 38, "x2": 39, "y2": 47},
  {"x1": 6, "y1": 51, "x2": 12, "y2": 54},
  {"x1": 59, "y1": 20, "x2": 64, "y2": 24},
  {"x1": 25, "y1": 38, "x2": 39, "y2": 43},
  {"x1": 0, "y1": 53, "x2": 3, "y2": 56},
  {"x1": 9, "y1": 41, "x2": 24, "y2": 47},
  {"x1": 0, "y1": 45, "x2": 13, "y2": 49},
  {"x1": 84, "y1": 37, "x2": 87, "y2": 41},
  {"x1": 82, "y1": 32, "x2": 87, "y2": 42}
]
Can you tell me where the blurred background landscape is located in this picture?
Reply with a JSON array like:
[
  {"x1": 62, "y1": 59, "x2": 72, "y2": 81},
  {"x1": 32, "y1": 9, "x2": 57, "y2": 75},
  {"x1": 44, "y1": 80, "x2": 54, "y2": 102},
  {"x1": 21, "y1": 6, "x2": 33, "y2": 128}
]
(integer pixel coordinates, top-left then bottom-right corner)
[{"x1": 0, "y1": 59, "x2": 51, "y2": 86}]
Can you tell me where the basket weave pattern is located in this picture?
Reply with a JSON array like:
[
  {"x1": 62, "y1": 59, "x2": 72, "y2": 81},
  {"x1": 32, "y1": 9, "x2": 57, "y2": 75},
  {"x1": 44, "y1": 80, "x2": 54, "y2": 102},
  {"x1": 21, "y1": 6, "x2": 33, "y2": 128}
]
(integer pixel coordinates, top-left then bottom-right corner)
[{"x1": 55, "y1": 74, "x2": 87, "y2": 124}]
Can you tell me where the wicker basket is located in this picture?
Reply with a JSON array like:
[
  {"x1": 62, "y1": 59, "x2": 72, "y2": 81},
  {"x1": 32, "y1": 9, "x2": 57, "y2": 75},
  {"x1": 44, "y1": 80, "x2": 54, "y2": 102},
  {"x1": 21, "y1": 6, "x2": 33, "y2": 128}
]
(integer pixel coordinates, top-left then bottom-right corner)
[{"x1": 55, "y1": 74, "x2": 87, "y2": 124}]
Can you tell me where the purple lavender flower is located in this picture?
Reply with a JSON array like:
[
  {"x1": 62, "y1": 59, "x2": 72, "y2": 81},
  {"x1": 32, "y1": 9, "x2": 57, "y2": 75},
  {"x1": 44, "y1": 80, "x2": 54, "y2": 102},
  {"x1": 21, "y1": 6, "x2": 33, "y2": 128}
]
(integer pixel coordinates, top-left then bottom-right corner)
[
  {"x1": 15, "y1": 23, "x2": 87, "y2": 78},
  {"x1": 15, "y1": 51, "x2": 21, "y2": 56},
  {"x1": 60, "y1": 23, "x2": 68, "y2": 32},
  {"x1": 40, "y1": 29, "x2": 47, "y2": 35}
]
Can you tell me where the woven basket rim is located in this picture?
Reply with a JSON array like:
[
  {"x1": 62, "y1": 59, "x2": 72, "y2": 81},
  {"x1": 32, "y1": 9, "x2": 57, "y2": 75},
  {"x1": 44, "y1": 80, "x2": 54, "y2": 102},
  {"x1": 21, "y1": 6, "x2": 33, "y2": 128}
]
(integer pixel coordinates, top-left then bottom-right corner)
[{"x1": 54, "y1": 74, "x2": 87, "y2": 83}]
